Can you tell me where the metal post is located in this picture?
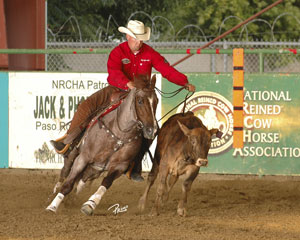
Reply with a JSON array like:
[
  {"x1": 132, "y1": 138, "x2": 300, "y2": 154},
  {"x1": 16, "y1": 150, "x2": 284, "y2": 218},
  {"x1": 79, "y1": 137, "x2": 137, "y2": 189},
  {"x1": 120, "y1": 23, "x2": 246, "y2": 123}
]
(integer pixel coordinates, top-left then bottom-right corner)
[
  {"x1": 233, "y1": 48, "x2": 244, "y2": 148},
  {"x1": 259, "y1": 52, "x2": 264, "y2": 73}
]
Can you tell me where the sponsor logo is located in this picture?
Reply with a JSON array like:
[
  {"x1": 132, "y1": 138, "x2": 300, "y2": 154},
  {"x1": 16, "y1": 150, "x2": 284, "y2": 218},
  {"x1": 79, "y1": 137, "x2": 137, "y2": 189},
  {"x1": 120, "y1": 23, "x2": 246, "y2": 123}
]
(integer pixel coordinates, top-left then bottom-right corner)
[
  {"x1": 141, "y1": 59, "x2": 150, "y2": 62},
  {"x1": 34, "y1": 142, "x2": 63, "y2": 164},
  {"x1": 121, "y1": 58, "x2": 131, "y2": 64},
  {"x1": 176, "y1": 91, "x2": 233, "y2": 154}
]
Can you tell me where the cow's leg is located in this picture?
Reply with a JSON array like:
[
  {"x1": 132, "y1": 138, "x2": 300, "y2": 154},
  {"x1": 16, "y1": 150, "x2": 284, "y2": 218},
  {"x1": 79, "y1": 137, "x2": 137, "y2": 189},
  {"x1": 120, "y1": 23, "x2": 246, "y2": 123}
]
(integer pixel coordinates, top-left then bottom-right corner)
[
  {"x1": 80, "y1": 166, "x2": 125, "y2": 216},
  {"x1": 177, "y1": 166, "x2": 199, "y2": 217},
  {"x1": 46, "y1": 154, "x2": 87, "y2": 213},
  {"x1": 53, "y1": 147, "x2": 79, "y2": 194},
  {"x1": 163, "y1": 174, "x2": 179, "y2": 203},
  {"x1": 151, "y1": 165, "x2": 169, "y2": 216},
  {"x1": 138, "y1": 158, "x2": 159, "y2": 212}
]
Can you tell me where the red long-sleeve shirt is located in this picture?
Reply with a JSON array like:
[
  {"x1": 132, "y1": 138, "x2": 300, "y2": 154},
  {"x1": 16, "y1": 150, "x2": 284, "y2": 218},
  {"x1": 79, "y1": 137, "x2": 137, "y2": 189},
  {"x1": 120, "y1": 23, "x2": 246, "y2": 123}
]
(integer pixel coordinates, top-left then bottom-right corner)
[{"x1": 107, "y1": 42, "x2": 188, "y2": 90}]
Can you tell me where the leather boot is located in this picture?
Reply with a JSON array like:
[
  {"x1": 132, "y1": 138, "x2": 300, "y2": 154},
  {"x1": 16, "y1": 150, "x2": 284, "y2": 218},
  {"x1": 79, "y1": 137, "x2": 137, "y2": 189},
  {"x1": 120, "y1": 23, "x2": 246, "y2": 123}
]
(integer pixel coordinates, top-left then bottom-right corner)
[
  {"x1": 50, "y1": 140, "x2": 66, "y2": 152},
  {"x1": 126, "y1": 161, "x2": 144, "y2": 182},
  {"x1": 130, "y1": 172, "x2": 144, "y2": 182},
  {"x1": 126, "y1": 137, "x2": 153, "y2": 182},
  {"x1": 50, "y1": 134, "x2": 70, "y2": 154}
]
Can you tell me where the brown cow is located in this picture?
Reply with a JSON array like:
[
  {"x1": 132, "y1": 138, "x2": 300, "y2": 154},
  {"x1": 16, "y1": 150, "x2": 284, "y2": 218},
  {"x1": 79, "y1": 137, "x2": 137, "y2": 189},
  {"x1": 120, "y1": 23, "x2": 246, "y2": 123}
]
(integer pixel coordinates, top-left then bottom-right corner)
[{"x1": 138, "y1": 111, "x2": 222, "y2": 216}]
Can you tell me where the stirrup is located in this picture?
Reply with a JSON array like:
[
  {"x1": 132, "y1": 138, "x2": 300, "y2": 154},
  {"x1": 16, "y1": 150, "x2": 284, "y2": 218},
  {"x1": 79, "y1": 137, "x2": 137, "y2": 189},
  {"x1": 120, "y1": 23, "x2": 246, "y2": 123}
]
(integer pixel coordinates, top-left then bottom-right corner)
[
  {"x1": 50, "y1": 140, "x2": 70, "y2": 154},
  {"x1": 50, "y1": 134, "x2": 70, "y2": 154},
  {"x1": 56, "y1": 143, "x2": 70, "y2": 154}
]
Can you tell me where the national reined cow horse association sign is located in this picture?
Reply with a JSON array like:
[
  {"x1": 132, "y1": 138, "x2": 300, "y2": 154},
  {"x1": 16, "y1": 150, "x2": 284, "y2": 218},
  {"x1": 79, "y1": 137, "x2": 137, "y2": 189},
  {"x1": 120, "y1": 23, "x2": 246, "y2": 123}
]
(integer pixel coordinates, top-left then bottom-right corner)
[{"x1": 177, "y1": 91, "x2": 233, "y2": 155}]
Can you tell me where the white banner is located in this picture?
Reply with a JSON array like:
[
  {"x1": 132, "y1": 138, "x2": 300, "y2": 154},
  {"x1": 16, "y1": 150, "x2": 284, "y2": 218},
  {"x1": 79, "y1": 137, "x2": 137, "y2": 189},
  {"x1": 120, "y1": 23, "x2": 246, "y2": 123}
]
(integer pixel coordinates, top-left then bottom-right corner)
[{"x1": 9, "y1": 72, "x2": 161, "y2": 170}]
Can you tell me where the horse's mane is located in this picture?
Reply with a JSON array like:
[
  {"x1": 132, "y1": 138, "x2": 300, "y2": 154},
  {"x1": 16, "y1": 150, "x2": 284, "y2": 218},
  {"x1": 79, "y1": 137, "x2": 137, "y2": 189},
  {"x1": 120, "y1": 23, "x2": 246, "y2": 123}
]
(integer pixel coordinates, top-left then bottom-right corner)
[{"x1": 134, "y1": 74, "x2": 152, "y2": 90}]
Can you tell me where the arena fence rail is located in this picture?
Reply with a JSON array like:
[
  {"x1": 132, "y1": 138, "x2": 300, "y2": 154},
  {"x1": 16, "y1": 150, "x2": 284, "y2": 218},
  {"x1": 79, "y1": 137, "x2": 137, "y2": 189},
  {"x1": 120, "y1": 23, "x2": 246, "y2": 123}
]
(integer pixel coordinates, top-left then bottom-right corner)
[{"x1": 0, "y1": 48, "x2": 300, "y2": 73}]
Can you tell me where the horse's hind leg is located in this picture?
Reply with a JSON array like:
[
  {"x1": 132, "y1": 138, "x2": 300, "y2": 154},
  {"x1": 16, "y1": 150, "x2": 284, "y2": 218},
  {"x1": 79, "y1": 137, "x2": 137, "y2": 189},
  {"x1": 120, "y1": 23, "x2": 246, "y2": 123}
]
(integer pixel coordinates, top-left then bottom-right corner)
[
  {"x1": 76, "y1": 165, "x2": 103, "y2": 194},
  {"x1": 81, "y1": 168, "x2": 124, "y2": 216},
  {"x1": 46, "y1": 154, "x2": 87, "y2": 213}
]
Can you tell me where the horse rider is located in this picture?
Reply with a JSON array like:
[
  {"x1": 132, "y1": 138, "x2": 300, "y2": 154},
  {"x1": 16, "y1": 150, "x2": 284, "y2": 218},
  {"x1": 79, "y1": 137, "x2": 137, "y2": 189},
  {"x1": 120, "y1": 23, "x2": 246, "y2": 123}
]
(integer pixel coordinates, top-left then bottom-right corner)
[{"x1": 51, "y1": 19, "x2": 196, "y2": 182}]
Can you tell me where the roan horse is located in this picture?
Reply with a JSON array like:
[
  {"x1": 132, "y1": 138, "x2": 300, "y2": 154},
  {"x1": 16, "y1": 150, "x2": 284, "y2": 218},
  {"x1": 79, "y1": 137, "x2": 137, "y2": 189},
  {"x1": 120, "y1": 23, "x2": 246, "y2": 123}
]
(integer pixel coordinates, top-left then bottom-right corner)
[{"x1": 46, "y1": 75, "x2": 158, "y2": 215}]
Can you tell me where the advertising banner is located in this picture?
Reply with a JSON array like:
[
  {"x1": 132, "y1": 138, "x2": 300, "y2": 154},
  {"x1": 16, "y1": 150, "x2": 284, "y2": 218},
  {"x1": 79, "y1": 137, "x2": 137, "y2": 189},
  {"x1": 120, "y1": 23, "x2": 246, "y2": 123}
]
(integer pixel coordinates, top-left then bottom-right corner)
[
  {"x1": 162, "y1": 73, "x2": 300, "y2": 175},
  {"x1": 9, "y1": 72, "x2": 161, "y2": 170},
  {"x1": 7, "y1": 71, "x2": 300, "y2": 175}
]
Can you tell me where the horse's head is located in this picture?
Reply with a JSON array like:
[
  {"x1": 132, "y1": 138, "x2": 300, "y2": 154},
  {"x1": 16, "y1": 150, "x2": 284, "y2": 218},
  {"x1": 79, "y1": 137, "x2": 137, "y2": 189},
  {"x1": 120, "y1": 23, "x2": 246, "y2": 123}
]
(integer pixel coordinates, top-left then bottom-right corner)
[
  {"x1": 133, "y1": 74, "x2": 158, "y2": 139},
  {"x1": 117, "y1": 75, "x2": 158, "y2": 139}
]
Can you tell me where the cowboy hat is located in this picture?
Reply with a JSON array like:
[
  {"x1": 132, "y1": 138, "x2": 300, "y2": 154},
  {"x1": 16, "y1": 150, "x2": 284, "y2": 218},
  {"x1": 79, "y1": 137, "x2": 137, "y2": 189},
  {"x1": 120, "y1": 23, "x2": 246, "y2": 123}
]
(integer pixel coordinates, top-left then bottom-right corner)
[{"x1": 118, "y1": 20, "x2": 151, "y2": 41}]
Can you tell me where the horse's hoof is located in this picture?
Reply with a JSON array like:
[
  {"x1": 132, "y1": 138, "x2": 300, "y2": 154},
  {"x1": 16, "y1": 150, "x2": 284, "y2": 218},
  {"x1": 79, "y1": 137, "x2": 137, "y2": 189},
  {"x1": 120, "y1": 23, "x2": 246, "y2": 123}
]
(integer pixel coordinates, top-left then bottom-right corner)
[
  {"x1": 81, "y1": 203, "x2": 94, "y2": 216},
  {"x1": 46, "y1": 205, "x2": 57, "y2": 213}
]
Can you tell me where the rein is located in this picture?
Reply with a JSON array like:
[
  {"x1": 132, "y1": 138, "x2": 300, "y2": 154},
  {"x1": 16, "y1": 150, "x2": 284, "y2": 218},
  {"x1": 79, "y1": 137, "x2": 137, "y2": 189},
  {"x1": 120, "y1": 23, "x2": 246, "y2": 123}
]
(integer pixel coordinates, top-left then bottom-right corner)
[
  {"x1": 156, "y1": 87, "x2": 194, "y2": 122},
  {"x1": 155, "y1": 86, "x2": 185, "y2": 98}
]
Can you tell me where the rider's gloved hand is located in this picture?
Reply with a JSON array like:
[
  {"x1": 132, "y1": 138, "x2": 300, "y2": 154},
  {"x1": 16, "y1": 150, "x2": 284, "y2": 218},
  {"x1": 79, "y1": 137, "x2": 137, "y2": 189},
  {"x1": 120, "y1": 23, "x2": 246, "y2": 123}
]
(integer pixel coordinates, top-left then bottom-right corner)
[
  {"x1": 127, "y1": 81, "x2": 136, "y2": 89},
  {"x1": 185, "y1": 83, "x2": 196, "y2": 92}
]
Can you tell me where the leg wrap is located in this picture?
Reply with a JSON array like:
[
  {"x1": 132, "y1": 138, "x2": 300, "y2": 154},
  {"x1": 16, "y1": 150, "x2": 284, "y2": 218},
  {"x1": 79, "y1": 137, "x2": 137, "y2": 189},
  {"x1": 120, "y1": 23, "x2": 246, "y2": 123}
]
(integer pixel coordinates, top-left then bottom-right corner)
[{"x1": 88, "y1": 186, "x2": 107, "y2": 206}]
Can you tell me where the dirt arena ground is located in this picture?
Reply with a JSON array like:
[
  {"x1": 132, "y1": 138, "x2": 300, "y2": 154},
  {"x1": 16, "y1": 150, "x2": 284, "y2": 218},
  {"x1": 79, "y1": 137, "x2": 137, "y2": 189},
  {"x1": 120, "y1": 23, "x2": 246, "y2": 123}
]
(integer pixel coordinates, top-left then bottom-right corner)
[{"x1": 1, "y1": 169, "x2": 300, "y2": 240}]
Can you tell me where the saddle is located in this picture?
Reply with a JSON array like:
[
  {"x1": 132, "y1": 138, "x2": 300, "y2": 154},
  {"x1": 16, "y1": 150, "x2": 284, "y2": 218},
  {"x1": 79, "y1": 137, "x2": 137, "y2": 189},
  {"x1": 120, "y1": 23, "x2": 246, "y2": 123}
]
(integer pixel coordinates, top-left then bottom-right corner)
[
  {"x1": 63, "y1": 90, "x2": 128, "y2": 146},
  {"x1": 52, "y1": 89, "x2": 129, "y2": 155}
]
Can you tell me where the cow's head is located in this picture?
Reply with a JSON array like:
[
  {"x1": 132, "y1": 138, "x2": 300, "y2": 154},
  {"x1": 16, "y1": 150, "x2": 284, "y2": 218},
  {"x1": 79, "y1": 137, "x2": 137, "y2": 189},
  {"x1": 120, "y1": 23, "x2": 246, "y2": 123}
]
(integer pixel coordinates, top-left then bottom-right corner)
[{"x1": 177, "y1": 120, "x2": 222, "y2": 167}]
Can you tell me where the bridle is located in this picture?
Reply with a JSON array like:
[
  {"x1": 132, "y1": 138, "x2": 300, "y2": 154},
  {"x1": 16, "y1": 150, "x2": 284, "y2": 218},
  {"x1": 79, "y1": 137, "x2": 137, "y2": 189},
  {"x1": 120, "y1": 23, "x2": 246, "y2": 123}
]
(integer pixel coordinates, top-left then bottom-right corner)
[{"x1": 115, "y1": 88, "x2": 156, "y2": 133}]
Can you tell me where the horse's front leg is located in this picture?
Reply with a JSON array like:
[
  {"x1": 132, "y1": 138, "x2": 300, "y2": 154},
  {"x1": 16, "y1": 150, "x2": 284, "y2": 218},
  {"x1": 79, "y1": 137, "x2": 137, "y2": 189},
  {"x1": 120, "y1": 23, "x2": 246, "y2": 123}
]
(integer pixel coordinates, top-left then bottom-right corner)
[
  {"x1": 81, "y1": 164, "x2": 127, "y2": 216},
  {"x1": 53, "y1": 147, "x2": 79, "y2": 194},
  {"x1": 46, "y1": 154, "x2": 87, "y2": 213}
]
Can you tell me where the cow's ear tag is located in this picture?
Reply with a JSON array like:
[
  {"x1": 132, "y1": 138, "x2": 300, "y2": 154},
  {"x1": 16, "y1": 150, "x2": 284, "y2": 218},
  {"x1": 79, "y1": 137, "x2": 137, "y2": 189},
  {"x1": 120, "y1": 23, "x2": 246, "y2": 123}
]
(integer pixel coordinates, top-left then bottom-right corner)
[{"x1": 216, "y1": 131, "x2": 223, "y2": 139}]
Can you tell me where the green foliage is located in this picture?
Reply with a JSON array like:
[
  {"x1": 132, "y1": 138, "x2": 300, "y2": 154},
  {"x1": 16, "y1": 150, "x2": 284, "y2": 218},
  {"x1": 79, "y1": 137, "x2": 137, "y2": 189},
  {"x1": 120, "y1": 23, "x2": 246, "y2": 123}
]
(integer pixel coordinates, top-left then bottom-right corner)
[
  {"x1": 47, "y1": 0, "x2": 300, "y2": 41},
  {"x1": 164, "y1": 0, "x2": 300, "y2": 41}
]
